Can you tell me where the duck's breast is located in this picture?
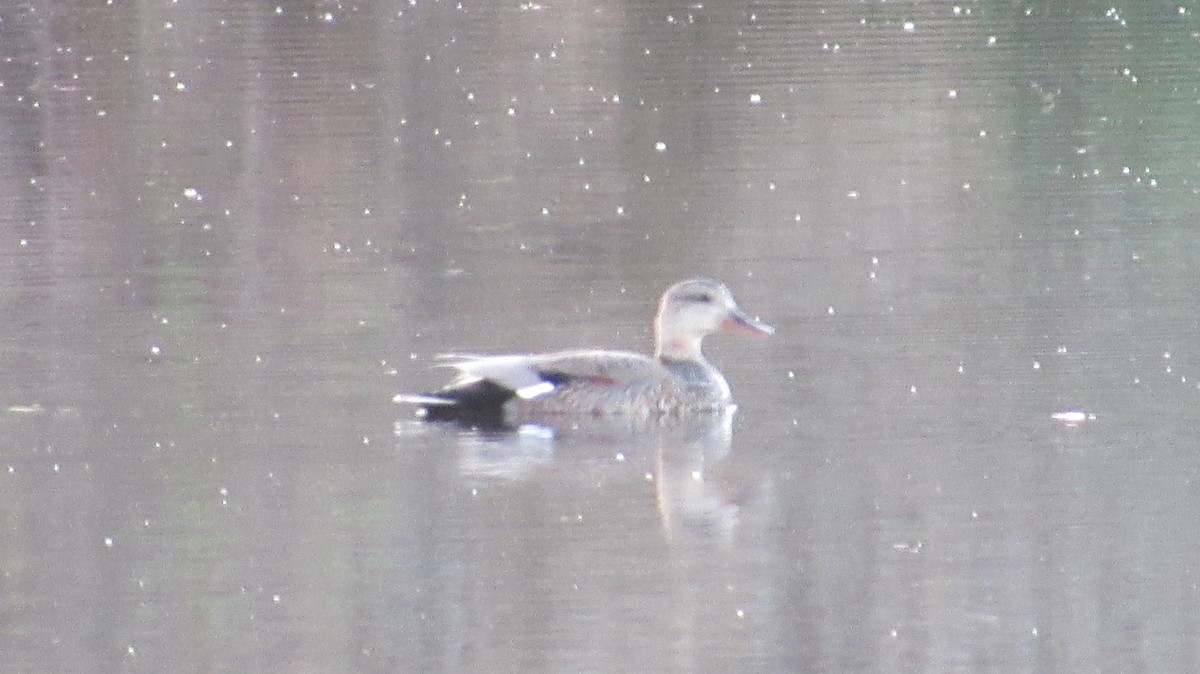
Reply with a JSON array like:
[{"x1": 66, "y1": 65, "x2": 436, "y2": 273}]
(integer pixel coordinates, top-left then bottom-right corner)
[{"x1": 660, "y1": 358, "x2": 732, "y2": 406}]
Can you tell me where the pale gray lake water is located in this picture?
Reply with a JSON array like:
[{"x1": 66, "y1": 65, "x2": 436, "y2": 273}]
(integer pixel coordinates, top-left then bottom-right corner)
[{"x1": 2, "y1": 1, "x2": 1200, "y2": 672}]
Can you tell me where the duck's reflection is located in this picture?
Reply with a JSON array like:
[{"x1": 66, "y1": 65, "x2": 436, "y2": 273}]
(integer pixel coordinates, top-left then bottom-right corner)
[
  {"x1": 399, "y1": 408, "x2": 779, "y2": 671},
  {"x1": 653, "y1": 409, "x2": 741, "y2": 542},
  {"x1": 443, "y1": 407, "x2": 769, "y2": 543}
]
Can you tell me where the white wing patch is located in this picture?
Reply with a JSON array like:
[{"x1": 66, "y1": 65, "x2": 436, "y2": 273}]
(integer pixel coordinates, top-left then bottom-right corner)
[{"x1": 516, "y1": 381, "x2": 556, "y2": 399}]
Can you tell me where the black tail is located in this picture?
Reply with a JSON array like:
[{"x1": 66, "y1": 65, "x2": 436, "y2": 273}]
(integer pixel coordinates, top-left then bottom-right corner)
[{"x1": 412, "y1": 379, "x2": 517, "y2": 429}]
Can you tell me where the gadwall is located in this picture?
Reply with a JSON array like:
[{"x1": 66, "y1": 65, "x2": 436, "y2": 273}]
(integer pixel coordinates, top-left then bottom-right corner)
[{"x1": 395, "y1": 279, "x2": 773, "y2": 427}]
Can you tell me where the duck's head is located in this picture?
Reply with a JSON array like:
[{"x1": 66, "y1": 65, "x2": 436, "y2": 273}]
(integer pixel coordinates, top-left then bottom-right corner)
[{"x1": 654, "y1": 279, "x2": 774, "y2": 360}]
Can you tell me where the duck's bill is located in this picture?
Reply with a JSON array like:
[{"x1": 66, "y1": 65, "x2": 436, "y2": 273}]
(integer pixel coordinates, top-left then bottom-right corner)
[{"x1": 723, "y1": 309, "x2": 775, "y2": 337}]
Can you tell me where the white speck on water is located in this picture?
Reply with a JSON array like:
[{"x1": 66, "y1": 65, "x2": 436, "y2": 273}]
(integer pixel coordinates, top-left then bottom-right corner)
[
  {"x1": 614, "y1": 452, "x2": 625, "y2": 462},
  {"x1": 691, "y1": 470, "x2": 702, "y2": 481},
  {"x1": 903, "y1": 21, "x2": 916, "y2": 32},
  {"x1": 273, "y1": 594, "x2": 281, "y2": 603},
  {"x1": 1163, "y1": 351, "x2": 1171, "y2": 359},
  {"x1": 986, "y1": 35, "x2": 997, "y2": 45},
  {"x1": 104, "y1": 537, "x2": 114, "y2": 548},
  {"x1": 787, "y1": 371, "x2": 795, "y2": 379},
  {"x1": 909, "y1": 385, "x2": 917, "y2": 394},
  {"x1": 1033, "y1": 361, "x2": 1041, "y2": 369},
  {"x1": 149, "y1": 345, "x2": 161, "y2": 356},
  {"x1": 948, "y1": 89, "x2": 957, "y2": 99},
  {"x1": 736, "y1": 609, "x2": 745, "y2": 618},
  {"x1": 962, "y1": 182, "x2": 971, "y2": 191},
  {"x1": 183, "y1": 187, "x2": 201, "y2": 201},
  {"x1": 827, "y1": 306, "x2": 836, "y2": 315},
  {"x1": 749, "y1": 93, "x2": 762, "y2": 104},
  {"x1": 957, "y1": 363, "x2": 965, "y2": 373},
  {"x1": 654, "y1": 141, "x2": 667, "y2": 152},
  {"x1": 644, "y1": 472, "x2": 654, "y2": 481},
  {"x1": 616, "y1": 206, "x2": 625, "y2": 215},
  {"x1": 846, "y1": 190, "x2": 859, "y2": 199}
]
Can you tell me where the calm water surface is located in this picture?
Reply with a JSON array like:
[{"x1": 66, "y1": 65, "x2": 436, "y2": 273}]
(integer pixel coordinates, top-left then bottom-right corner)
[{"x1": 2, "y1": 1, "x2": 1199, "y2": 672}]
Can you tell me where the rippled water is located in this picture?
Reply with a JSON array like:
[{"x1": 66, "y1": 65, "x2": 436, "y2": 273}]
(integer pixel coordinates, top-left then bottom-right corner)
[{"x1": 2, "y1": 1, "x2": 1199, "y2": 672}]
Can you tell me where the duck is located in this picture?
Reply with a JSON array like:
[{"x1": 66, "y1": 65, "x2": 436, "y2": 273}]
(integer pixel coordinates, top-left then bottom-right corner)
[{"x1": 394, "y1": 279, "x2": 773, "y2": 428}]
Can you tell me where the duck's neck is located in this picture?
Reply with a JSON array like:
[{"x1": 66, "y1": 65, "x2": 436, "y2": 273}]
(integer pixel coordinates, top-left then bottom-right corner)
[{"x1": 655, "y1": 330, "x2": 705, "y2": 362}]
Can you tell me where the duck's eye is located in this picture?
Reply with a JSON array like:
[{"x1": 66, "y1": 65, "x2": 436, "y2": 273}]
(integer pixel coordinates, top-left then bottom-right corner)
[{"x1": 682, "y1": 292, "x2": 714, "y2": 304}]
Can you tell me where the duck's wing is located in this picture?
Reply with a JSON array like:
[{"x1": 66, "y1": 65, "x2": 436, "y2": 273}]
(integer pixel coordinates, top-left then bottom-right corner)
[
  {"x1": 447, "y1": 350, "x2": 667, "y2": 399},
  {"x1": 394, "y1": 350, "x2": 670, "y2": 427}
]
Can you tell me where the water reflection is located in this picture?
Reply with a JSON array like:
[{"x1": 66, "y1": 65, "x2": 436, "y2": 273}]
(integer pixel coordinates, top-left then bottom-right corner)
[{"x1": 409, "y1": 407, "x2": 777, "y2": 672}]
